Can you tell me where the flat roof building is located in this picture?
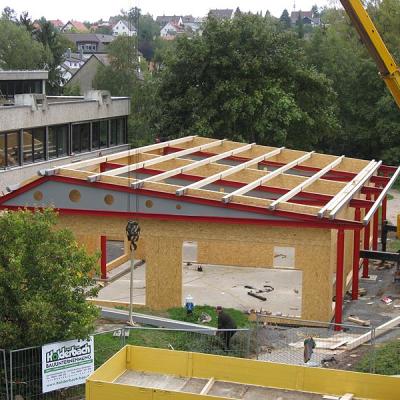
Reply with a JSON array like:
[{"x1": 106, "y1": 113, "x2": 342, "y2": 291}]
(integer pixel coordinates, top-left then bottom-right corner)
[{"x1": 0, "y1": 71, "x2": 130, "y2": 193}]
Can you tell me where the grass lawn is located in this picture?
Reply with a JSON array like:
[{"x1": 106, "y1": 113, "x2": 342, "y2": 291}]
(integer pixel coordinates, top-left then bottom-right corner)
[
  {"x1": 94, "y1": 305, "x2": 251, "y2": 368},
  {"x1": 356, "y1": 340, "x2": 400, "y2": 375},
  {"x1": 388, "y1": 238, "x2": 400, "y2": 252}
]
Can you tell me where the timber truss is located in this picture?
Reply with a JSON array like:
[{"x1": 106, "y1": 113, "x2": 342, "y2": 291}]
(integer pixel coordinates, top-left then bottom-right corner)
[{"x1": 1, "y1": 136, "x2": 399, "y2": 230}]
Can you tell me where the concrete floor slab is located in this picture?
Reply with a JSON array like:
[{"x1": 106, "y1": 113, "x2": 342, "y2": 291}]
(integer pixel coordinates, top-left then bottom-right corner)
[
  {"x1": 115, "y1": 370, "x2": 327, "y2": 399},
  {"x1": 98, "y1": 261, "x2": 302, "y2": 314}
]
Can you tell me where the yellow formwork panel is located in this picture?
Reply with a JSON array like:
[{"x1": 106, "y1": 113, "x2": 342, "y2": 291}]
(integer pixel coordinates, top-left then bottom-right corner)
[{"x1": 86, "y1": 346, "x2": 400, "y2": 400}]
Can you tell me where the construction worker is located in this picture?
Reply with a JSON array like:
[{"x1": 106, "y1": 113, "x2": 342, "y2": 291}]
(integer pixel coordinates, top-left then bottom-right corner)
[{"x1": 216, "y1": 306, "x2": 237, "y2": 350}]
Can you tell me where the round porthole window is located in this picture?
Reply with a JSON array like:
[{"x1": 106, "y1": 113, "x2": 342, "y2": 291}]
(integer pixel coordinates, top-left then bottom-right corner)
[
  {"x1": 33, "y1": 191, "x2": 43, "y2": 201},
  {"x1": 69, "y1": 189, "x2": 81, "y2": 203},
  {"x1": 176, "y1": 204, "x2": 182, "y2": 210},
  {"x1": 104, "y1": 194, "x2": 114, "y2": 205},
  {"x1": 145, "y1": 199, "x2": 153, "y2": 208}
]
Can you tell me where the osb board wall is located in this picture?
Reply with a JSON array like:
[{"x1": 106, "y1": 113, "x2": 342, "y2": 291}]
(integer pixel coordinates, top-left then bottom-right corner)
[
  {"x1": 57, "y1": 215, "x2": 349, "y2": 321},
  {"x1": 141, "y1": 220, "x2": 333, "y2": 321}
]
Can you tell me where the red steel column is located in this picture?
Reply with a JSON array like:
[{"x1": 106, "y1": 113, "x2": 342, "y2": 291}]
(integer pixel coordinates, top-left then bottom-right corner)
[
  {"x1": 362, "y1": 193, "x2": 371, "y2": 278},
  {"x1": 101, "y1": 235, "x2": 107, "y2": 279},
  {"x1": 352, "y1": 208, "x2": 361, "y2": 300},
  {"x1": 372, "y1": 206, "x2": 379, "y2": 251},
  {"x1": 335, "y1": 228, "x2": 345, "y2": 331}
]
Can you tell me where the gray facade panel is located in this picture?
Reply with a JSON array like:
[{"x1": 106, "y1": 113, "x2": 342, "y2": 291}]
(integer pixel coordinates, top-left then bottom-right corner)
[{"x1": 4, "y1": 181, "x2": 295, "y2": 222}]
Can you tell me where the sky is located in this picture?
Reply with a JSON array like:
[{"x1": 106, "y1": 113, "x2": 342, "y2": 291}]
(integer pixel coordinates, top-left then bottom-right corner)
[{"x1": 1, "y1": 0, "x2": 334, "y2": 22}]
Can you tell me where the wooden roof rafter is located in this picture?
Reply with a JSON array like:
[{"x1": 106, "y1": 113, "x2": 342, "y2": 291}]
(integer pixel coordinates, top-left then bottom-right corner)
[
  {"x1": 40, "y1": 136, "x2": 197, "y2": 176},
  {"x1": 176, "y1": 147, "x2": 285, "y2": 196},
  {"x1": 131, "y1": 143, "x2": 255, "y2": 189},
  {"x1": 268, "y1": 155, "x2": 345, "y2": 211},
  {"x1": 222, "y1": 151, "x2": 315, "y2": 203},
  {"x1": 318, "y1": 160, "x2": 382, "y2": 219},
  {"x1": 87, "y1": 139, "x2": 226, "y2": 182}
]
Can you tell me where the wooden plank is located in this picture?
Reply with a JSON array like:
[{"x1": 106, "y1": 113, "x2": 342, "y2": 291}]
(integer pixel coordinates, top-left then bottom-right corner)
[
  {"x1": 340, "y1": 394, "x2": 354, "y2": 400},
  {"x1": 317, "y1": 160, "x2": 380, "y2": 219},
  {"x1": 176, "y1": 147, "x2": 285, "y2": 196},
  {"x1": 41, "y1": 136, "x2": 196, "y2": 175},
  {"x1": 131, "y1": 143, "x2": 254, "y2": 189},
  {"x1": 268, "y1": 156, "x2": 344, "y2": 210},
  {"x1": 200, "y1": 377, "x2": 215, "y2": 395},
  {"x1": 222, "y1": 152, "x2": 314, "y2": 203},
  {"x1": 346, "y1": 315, "x2": 400, "y2": 350},
  {"x1": 87, "y1": 139, "x2": 225, "y2": 181}
]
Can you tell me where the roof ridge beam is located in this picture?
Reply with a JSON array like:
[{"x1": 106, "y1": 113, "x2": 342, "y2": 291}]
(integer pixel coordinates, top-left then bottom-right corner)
[
  {"x1": 317, "y1": 160, "x2": 382, "y2": 219},
  {"x1": 268, "y1": 155, "x2": 345, "y2": 210},
  {"x1": 39, "y1": 136, "x2": 197, "y2": 176},
  {"x1": 222, "y1": 151, "x2": 314, "y2": 203},
  {"x1": 87, "y1": 139, "x2": 225, "y2": 182},
  {"x1": 131, "y1": 143, "x2": 254, "y2": 189},
  {"x1": 176, "y1": 147, "x2": 285, "y2": 196}
]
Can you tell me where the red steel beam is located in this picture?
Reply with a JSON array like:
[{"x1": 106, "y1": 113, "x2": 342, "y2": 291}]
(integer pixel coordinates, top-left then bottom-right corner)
[{"x1": 335, "y1": 228, "x2": 345, "y2": 330}]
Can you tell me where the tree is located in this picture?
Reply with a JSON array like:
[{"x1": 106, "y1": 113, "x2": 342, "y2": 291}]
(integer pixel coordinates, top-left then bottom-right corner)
[
  {"x1": 279, "y1": 9, "x2": 292, "y2": 29},
  {"x1": 154, "y1": 14, "x2": 340, "y2": 150},
  {"x1": 0, "y1": 209, "x2": 99, "y2": 349},
  {"x1": 18, "y1": 11, "x2": 35, "y2": 35},
  {"x1": 0, "y1": 19, "x2": 46, "y2": 70},
  {"x1": 34, "y1": 18, "x2": 71, "y2": 93},
  {"x1": 94, "y1": 35, "x2": 138, "y2": 96},
  {"x1": 138, "y1": 13, "x2": 161, "y2": 60},
  {"x1": 311, "y1": 4, "x2": 320, "y2": 18},
  {"x1": 1, "y1": 6, "x2": 16, "y2": 21}
]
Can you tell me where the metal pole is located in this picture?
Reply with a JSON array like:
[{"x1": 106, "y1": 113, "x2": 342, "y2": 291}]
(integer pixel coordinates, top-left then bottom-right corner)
[
  {"x1": 129, "y1": 244, "x2": 135, "y2": 326},
  {"x1": 126, "y1": 221, "x2": 140, "y2": 327}
]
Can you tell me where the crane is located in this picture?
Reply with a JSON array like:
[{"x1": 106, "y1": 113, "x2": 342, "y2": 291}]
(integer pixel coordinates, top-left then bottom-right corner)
[{"x1": 340, "y1": 0, "x2": 400, "y2": 108}]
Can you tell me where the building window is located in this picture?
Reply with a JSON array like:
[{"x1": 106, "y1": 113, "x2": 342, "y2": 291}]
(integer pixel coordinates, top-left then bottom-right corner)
[
  {"x1": 72, "y1": 123, "x2": 90, "y2": 153},
  {"x1": 22, "y1": 127, "x2": 45, "y2": 163},
  {"x1": 110, "y1": 118, "x2": 126, "y2": 146},
  {"x1": 0, "y1": 131, "x2": 20, "y2": 168},
  {"x1": 48, "y1": 124, "x2": 68, "y2": 158},
  {"x1": 92, "y1": 120, "x2": 108, "y2": 149}
]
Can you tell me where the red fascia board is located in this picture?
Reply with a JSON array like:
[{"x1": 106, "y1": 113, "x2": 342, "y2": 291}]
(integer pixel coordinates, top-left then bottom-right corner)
[
  {"x1": 0, "y1": 176, "x2": 50, "y2": 205},
  {"x1": 0, "y1": 205, "x2": 361, "y2": 230}
]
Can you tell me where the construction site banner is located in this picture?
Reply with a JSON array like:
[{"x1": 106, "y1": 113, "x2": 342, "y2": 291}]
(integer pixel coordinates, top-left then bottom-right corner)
[{"x1": 41, "y1": 337, "x2": 94, "y2": 393}]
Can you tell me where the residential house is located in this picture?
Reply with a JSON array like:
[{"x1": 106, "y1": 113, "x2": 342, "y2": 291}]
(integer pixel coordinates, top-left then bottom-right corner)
[
  {"x1": 62, "y1": 20, "x2": 89, "y2": 32},
  {"x1": 290, "y1": 10, "x2": 321, "y2": 26},
  {"x1": 61, "y1": 33, "x2": 115, "y2": 54},
  {"x1": 112, "y1": 20, "x2": 137, "y2": 36},
  {"x1": 156, "y1": 15, "x2": 182, "y2": 26},
  {"x1": 160, "y1": 21, "x2": 185, "y2": 39},
  {"x1": 65, "y1": 54, "x2": 109, "y2": 94},
  {"x1": 208, "y1": 9, "x2": 234, "y2": 20},
  {"x1": 49, "y1": 19, "x2": 64, "y2": 30},
  {"x1": 60, "y1": 49, "x2": 89, "y2": 83}
]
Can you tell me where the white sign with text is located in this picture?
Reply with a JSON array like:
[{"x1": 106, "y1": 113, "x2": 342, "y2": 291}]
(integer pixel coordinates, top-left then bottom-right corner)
[{"x1": 42, "y1": 337, "x2": 94, "y2": 393}]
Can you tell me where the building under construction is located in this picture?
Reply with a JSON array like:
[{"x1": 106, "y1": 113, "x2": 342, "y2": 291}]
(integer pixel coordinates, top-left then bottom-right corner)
[{"x1": 0, "y1": 136, "x2": 398, "y2": 326}]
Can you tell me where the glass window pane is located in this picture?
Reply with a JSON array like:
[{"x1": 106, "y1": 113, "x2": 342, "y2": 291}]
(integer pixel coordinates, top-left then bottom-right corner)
[
  {"x1": 48, "y1": 127, "x2": 57, "y2": 159},
  {"x1": 92, "y1": 122, "x2": 100, "y2": 150},
  {"x1": 22, "y1": 129, "x2": 33, "y2": 163},
  {"x1": 6, "y1": 131, "x2": 19, "y2": 166},
  {"x1": 110, "y1": 120, "x2": 117, "y2": 146},
  {"x1": 0, "y1": 134, "x2": 5, "y2": 168},
  {"x1": 57, "y1": 125, "x2": 68, "y2": 156},
  {"x1": 49, "y1": 125, "x2": 68, "y2": 158},
  {"x1": 100, "y1": 120, "x2": 108, "y2": 148},
  {"x1": 33, "y1": 128, "x2": 45, "y2": 161},
  {"x1": 72, "y1": 123, "x2": 90, "y2": 153},
  {"x1": 72, "y1": 125, "x2": 80, "y2": 153}
]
